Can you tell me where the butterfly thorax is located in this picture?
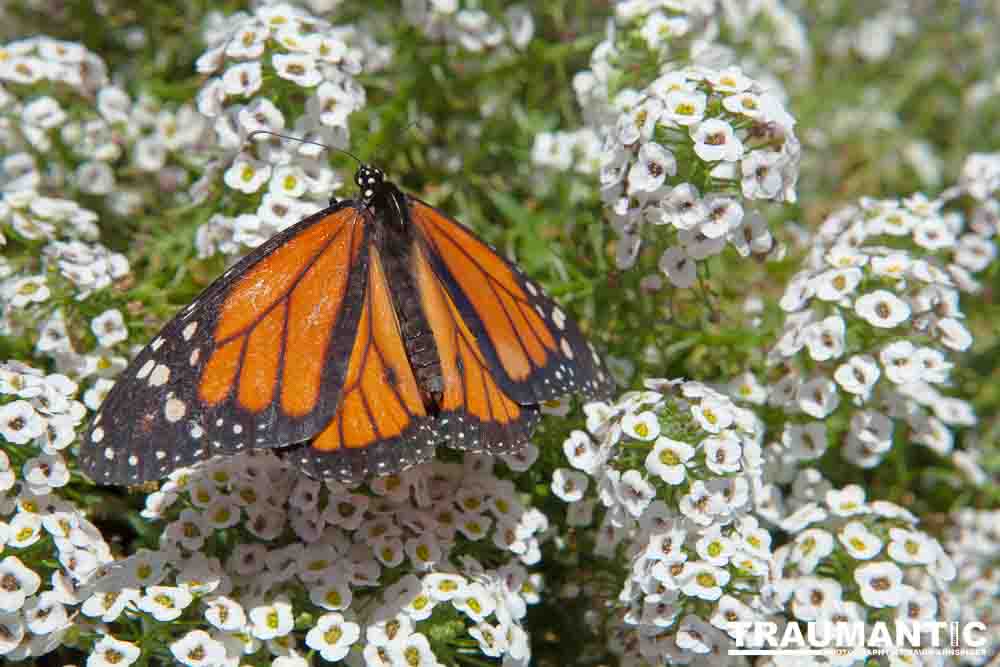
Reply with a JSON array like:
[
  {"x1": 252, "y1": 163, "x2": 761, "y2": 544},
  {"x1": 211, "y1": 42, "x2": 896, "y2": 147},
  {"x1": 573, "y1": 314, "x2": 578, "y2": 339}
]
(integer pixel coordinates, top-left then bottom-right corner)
[{"x1": 369, "y1": 181, "x2": 444, "y2": 412}]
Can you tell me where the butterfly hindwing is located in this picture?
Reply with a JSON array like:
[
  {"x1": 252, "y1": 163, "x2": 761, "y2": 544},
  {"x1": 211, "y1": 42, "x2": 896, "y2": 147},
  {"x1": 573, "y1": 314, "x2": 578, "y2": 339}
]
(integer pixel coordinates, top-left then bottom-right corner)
[
  {"x1": 412, "y1": 240, "x2": 540, "y2": 457},
  {"x1": 79, "y1": 204, "x2": 369, "y2": 484},
  {"x1": 408, "y1": 199, "x2": 614, "y2": 405},
  {"x1": 283, "y1": 245, "x2": 439, "y2": 481}
]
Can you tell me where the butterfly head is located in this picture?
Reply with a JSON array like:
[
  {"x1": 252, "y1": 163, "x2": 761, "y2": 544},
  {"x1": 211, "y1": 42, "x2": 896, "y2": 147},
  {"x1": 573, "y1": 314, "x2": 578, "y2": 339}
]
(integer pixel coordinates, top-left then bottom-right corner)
[{"x1": 356, "y1": 165, "x2": 385, "y2": 204}]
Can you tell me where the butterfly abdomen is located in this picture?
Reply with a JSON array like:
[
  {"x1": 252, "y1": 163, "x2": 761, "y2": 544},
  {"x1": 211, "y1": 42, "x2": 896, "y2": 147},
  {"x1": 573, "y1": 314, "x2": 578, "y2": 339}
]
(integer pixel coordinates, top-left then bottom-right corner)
[{"x1": 374, "y1": 196, "x2": 445, "y2": 409}]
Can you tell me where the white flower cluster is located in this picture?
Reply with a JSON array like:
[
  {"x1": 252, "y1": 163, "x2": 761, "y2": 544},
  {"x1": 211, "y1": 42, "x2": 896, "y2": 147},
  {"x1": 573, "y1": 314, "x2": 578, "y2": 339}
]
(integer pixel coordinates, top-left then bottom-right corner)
[
  {"x1": 769, "y1": 483, "x2": 956, "y2": 661},
  {"x1": 600, "y1": 65, "x2": 798, "y2": 277},
  {"x1": 192, "y1": 2, "x2": 382, "y2": 258},
  {"x1": 940, "y1": 509, "x2": 1000, "y2": 666},
  {"x1": 553, "y1": 379, "x2": 772, "y2": 664},
  {"x1": 0, "y1": 37, "x2": 108, "y2": 96},
  {"x1": 83, "y1": 450, "x2": 543, "y2": 665},
  {"x1": 402, "y1": 1, "x2": 534, "y2": 52},
  {"x1": 0, "y1": 362, "x2": 112, "y2": 661},
  {"x1": 768, "y1": 188, "x2": 990, "y2": 471}
]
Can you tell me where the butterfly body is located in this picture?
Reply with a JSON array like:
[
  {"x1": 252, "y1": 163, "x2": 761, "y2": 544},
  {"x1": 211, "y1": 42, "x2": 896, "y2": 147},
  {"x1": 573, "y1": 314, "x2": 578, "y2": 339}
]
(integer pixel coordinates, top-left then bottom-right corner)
[{"x1": 79, "y1": 164, "x2": 613, "y2": 485}]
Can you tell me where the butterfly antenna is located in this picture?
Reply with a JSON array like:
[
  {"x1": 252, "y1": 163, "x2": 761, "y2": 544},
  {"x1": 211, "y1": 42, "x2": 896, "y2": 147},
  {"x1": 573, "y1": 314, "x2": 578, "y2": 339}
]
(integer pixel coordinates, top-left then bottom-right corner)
[{"x1": 247, "y1": 130, "x2": 365, "y2": 167}]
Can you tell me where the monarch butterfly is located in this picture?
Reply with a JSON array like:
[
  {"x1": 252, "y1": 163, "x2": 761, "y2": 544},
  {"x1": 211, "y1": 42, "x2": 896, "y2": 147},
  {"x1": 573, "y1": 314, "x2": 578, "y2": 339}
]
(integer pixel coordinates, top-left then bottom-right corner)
[{"x1": 79, "y1": 153, "x2": 613, "y2": 485}]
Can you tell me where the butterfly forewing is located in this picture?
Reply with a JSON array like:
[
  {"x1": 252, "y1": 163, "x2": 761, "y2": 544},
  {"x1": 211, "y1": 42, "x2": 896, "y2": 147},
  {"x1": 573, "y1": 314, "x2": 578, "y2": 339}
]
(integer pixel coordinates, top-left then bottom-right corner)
[
  {"x1": 408, "y1": 199, "x2": 615, "y2": 404},
  {"x1": 79, "y1": 204, "x2": 369, "y2": 484}
]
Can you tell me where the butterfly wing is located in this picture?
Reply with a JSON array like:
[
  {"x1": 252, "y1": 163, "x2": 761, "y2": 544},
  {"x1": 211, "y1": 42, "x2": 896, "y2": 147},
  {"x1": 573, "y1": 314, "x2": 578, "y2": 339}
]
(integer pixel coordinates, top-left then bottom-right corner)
[
  {"x1": 280, "y1": 245, "x2": 439, "y2": 482},
  {"x1": 79, "y1": 203, "x2": 370, "y2": 484},
  {"x1": 410, "y1": 240, "x2": 540, "y2": 457},
  {"x1": 408, "y1": 198, "x2": 614, "y2": 405}
]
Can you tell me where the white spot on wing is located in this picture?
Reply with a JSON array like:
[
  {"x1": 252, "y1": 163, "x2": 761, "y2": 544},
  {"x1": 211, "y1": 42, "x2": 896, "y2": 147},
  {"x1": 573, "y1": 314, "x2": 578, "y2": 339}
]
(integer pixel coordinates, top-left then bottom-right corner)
[
  {"x1": 552, "y1": 307, "x2": 566, "y2": 330},
  {"x1": 149, "y1": 364, "x2": 170, "y2": 387},
  {"x1": 151, "y1": 337, "x2": 165, "y2": 351},
  {"x1": 561, "y1": 338, "x2": 574, "y2": 359},
  {"x1": 164, "y1": 397, "x2": 186, "y2": 422},
  {"x1": 104, "y1": 447, "x2": 115, "y2": 460},
  {"x1": 137, "y1": 359, "x2": 155, "y2": 379},
  {"x1": 92, "y1": 427, "x2": 104, "y2": 443},
  {"x1": 189, "y1": 348, "x2": 201, "y2": 366},
  {"x1": 182, "y1": 321, "x2": 198, "y2": 341}
]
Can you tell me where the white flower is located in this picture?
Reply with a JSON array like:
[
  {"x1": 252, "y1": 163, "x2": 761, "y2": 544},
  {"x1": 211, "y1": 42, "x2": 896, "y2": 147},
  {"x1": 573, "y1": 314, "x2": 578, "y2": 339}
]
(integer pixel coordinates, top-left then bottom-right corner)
[
  {"x1": 0, "y1": 401, "x2": 45, "y2": 444},
  {"x1": 855, "y1": 290, "x2": 911, "y2": 328},
  {"x1": 87, "y1": 635, "x2": 140, "y2": 667},
  {"x1": 628, "y1": 142, "x2": 676, "y2": 193},
  {"x1": 224, "y1": 155, "x2": 271, "y2": 194},
  {"x1": 248, "y1": 596, "x2": 294, "y2": 640},
  {"x1": 855, "y1": 561, "x2": 904, "y2": 608},
  {"x1": 221, "y1": 61, "x2": 263, "y2": 97},
  {"x1": 138, "y1": 586, "x2": 193, "y2": 622},
  {"x1": 790, "y1": 528, "x2": 834, "y2": 573},
  {"x1": 659, "y1": 246, "x2": 697, "y2": 288},
  {"x1": 640, "y1": 12, "x2": 689, "y2": 49},
  {"x1": 782, "y1": 422, "x2": 828, "y2": 460},
  {"x1": 621, "y1": 410, "x2": 659, "y2": 441},
  {"x1": 389, "y1": 632, "x2": 436, "y2": 666},
  {"x1": 611, "y1": 469, "x2": 653, "y2": 518},
  {"x1": 203, "y1": 595, "x2": 246, "y2": 632},
  {"x1": 870, "y1": 253, "x2": 911, "y2": 279},
  {"x1": 700, "y1": 195, "x2": 742, "y2": 239},
  {"x1": 695, "y1": 527, "x2": 733, "y2": 567},
  {"x1": 272, "y1": 53, "x2": 322, "y2": 87},
  {"x1": 424, "y1": 573, "x2": 467, "y2": 602},
  {"x1": 91, "y1": 309, "x2": 128, "y2": 347},
  {"x1": 703, "y1": 431, "x2": 742, "y2": 474},
  {"x1": 880, "y1": 340, "x2": 921, "y2": 385},
  {"x1": 453, "y1": 582, "x2": 496, "y2": 623},
  {"x1": 645, "y1": 436, "x2": 694, "y2": 485},
  {"x1": 692, "y1": 119, "x2": 743, "y2": 162},
  {"x1": 23, "y1": 454, "x2": 71, "y2": 490},
  {"x1": 238, "y1": 97, "x2": 285, "y2": 134},
  {"x1": 834, "y1": 354, "x2": 880, "y2": 398},
  {"x1": 662, "y1": 89, "x2": 706, "y2": 126},
  {"x1": 886, "y1": 528, "x2": 937, "y2": 565},
  {"x1": 680, "y1": 562, "x2": 730, "y2": 601},
  {"x1": 659, "y1": 183, "x2": 706, "y2": 230},
  {"x1": 740, "y1": 149, "x2": 786, "y2": 200},
  {"x1": 727, "y1": 371, "x2": 767, "y2": 405},
  {"x1": 691, "y1": 396, "x2": 733, "y2": 433},
  {"x1": 304, "y1": 612, "x2": 360, "y2": 662},
  {"x1": 814, "y1": 267, "x2": 863, "y2": 302},
  {"x1": 826, "y1": 485, "x2": 869, "y2": 517},
  {"x1": 791, "y1": 577, "x2": 843, "y2": 621},
  {"x1": 955, "y1": 234, "x2": 996, "y2": 271},
  {"x1": 169, "y1": 629, "x2": 226, "y2": 667},
  {"x1": 269, "y1": 164, "x2": 309, "y2": 198},
  {"x1": 6, "y1": 276, "x2": 50, "y2": 307},
  {"x1": 796, "y1": 377, "x2": 840, "y2": 418},
  {"x1": 551, "y1": 468, "x2": 588, "y2": 502},
  {"x1": 679, "y1": 480, "x2": 726, "y2": 526},
  {"x1": 82, "y1": 589, "x2": 140, "y2": 623},
  {"x1": 804, "y1": 314, "x2": 846, "y2": 361},
  {"x1": 935, "y1": 317, "x2": 973, "y2": 351},
  {"x1": 838, "y1": 521, "x2": 883, "y2": 560},
  {"x1": 561, "y1": 430, "x2": 601, "y2": 473}
]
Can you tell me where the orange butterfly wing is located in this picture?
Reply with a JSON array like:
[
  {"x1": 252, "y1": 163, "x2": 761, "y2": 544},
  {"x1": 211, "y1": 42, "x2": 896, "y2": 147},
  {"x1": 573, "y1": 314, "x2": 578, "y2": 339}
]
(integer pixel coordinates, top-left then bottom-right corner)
[
  {"x1": 411, "y1": 241, "x2": 540, "y2": 455},
  {"x1": 409, "y1": 199, "x2": 613, "y2": 404},
  {"x1": 79, "y1": 204, "x2": 369, "y2": 484},
  {"x1": 284, "y1": 246, "x2": 438, "y2": 480}
]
